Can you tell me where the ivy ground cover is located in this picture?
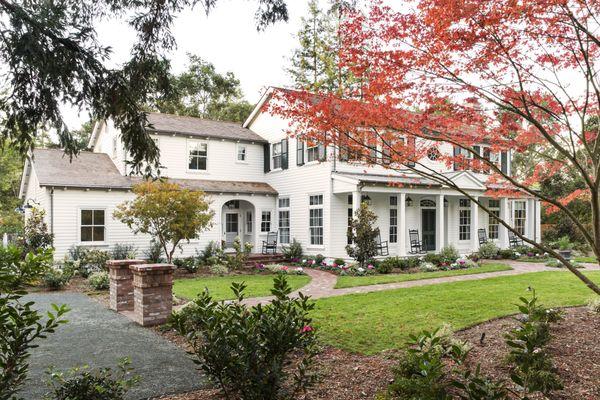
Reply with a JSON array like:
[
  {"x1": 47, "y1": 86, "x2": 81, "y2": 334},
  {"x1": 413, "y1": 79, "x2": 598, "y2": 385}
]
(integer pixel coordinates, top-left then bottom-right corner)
[
  {"x1": 312, "y1": 271, "x2": 600, "y2": 354},
  {"x1": 334, "y1": 263, "x2": 512, "y2": 289}
]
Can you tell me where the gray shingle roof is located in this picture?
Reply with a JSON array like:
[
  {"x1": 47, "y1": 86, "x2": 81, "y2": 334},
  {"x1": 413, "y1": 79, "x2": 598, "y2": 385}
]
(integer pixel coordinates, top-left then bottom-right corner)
[
  {"x1": 146, "y1": 113, "x2": 266, "y2": 143},
  {"x1": 31, "y1": 149, "x2": 277, "y2": 195},
  {"x1": 334, "y1": 172, "x2": 441, "y2": 187}
]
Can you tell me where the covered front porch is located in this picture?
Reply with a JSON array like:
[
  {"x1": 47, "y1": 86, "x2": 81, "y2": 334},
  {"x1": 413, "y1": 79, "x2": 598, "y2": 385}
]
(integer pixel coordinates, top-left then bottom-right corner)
[{"x1": 332, "y1": 171, "x2": 541, "y2": 257}]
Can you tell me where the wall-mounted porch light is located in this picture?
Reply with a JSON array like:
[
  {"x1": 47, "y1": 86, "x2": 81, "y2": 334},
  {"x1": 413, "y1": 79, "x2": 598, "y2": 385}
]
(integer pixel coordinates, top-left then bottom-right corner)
[{"x1": 406, "y1": 196, "x2": 413, "y2": 207}]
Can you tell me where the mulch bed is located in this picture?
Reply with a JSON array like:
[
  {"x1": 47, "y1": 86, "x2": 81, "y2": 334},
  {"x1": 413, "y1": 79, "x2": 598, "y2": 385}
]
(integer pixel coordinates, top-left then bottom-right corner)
[
  {"x1": 456, "y1": 306, "x2": 600, "y2": 400},
  {"x1": 154, "y1": 306, "x2": 599, "y2": 400}
]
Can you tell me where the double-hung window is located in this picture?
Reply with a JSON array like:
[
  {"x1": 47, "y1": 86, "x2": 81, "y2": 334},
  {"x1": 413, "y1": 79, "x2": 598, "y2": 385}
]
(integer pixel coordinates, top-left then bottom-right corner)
[
  {"x1": 309, "y1": 195, "x2": 324, "y2": 245},
  {"x1": 188, "y1": 140, "x2": 208, "y2": 171},
  {"x1": 272, "y1": 142, "x2": 282, "y2": 169},
  {"x1": 514, "y1": 201, "x2": 526, "y2": 235},
  {"x1": 306, "y1": 143, "x2": 319, "y2": 162},
  {"x1": 237, "y1": 144, "x2": 247, "y2": 162},
  {"x1": 261, "y1": 211, "x2": 272, "y2": 232},
  {"x1": 389, "y1": 196, "x2": 398, "y2": 243},
  {"x1": 246, "y1": 211, "x2": 253, "y2": 234},
  {"x1": 488, "y1": 199, "x2": 500, "y2": 239},
  {"x1": 278, "y1": 198, "x2": 290, "y2": 244},
  {"x1": 80, "y1": 209, "x2": 105, "y2": 243},
  {"x1": 459, "y1": 198, "x2": 471, "y2": 240},
  {"x1": 347, "y1": 194, "x2": 353, "y2": 245}
]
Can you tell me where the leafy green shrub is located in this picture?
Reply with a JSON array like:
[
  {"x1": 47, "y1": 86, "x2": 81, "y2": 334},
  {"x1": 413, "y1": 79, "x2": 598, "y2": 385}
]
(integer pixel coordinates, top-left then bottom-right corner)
[
  {"x1": 377, "y1": 257, "x2": 403, "y2": 274},
  {"x1": 0, "y1": 291, "x2": 68, "y2": 398},
  {"x1": 111, "y1": 243, "x2": 137, "y2": 260},
  {"x1": 66, "y1": 247, "x2": 111, "y2": 277},
  {"x1": 45, "y1": 357, "x2": 139, "y2": 400},
  {"x1": 0, "y1": 245, "x2": 53, "y2": 289},
  {"x1": 19, "y1": 207, "x2": 53, "y2": 254},
  {"x1": 587, "y1": 297, "x2": 600, "y2": 314},
  {"x1": 172, "y1": 275, "x2": 318, "y2": 400},
  {"x1": 173, "y1": 257, "x2": 198, "y2": 273},
  {"x1": 226, "y1": 237, "x2": 252, "y2": 270},
  {"x1": 314, "y1": 254, "x2": 325, "y2": 265},
  {"x1": 498, "y1": 249, "x2": 518, "y2": 260},
  {"x1": 88, "y1": 272, "x2": 110, "y2": 291},
  {"x1": 42, "y1": 268, "x2": 72, "y2": 290},
  {"x1": 144, "y1": 239, "x2": 164, "y2": 263},
  {"x1": 197, "y1": 241, "x2": 223, "y2": 265},
  {"x1": 545, "y1": 259, "x2": 582, "y2": 269},
  {"x1": 208, "y1": 264, "x2": 229, "y2": 276},
  {"x1": 282, "y1": 239, "x2": 303, "y2": 261},
  {"x1": 333, "y1": 258, "x2": 346, "y2": 266},
  {"x1": 504, "y1": 289, "x2": 563, "y2": 397},
  {"x1": 423, "y1": 253, "x2": 443, "y2": 266},
  {"x1": 553, "y1": 236, "x2": 573, "y2": 250},
  {"x1": 346, "y1": 202, "x2": 379, "y2": 267},
  {"x1": 419, "y1": 262, "x2": 438, "y2": 272},
  {"x1": 439, "y1": 245, "x2": 459, "y2": 264},
  {"x1": 478, "y1": 242, "x2": 499, "y2": 259}
]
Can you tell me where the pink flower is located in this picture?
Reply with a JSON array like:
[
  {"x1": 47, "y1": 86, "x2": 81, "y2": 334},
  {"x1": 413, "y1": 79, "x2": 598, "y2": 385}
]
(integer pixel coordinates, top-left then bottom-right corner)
[
  {"x1": 332, "y1": 263, "x2": 337, "y2": 267},
  {"x1": 367, "y1": 264, "x2": 374, "y2": 269},
  {"x1": 281, "y1": 266, "x2": 289, "y2": 271},
  {"x1": 301, "y1": 325, "x2": 313, "y2": 333}
]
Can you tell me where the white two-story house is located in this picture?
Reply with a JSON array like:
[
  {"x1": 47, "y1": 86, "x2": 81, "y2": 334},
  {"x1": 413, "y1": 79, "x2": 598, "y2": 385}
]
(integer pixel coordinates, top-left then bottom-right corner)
[{"x1": 19, "y1": 87, "x2": 541, "y2": 261}]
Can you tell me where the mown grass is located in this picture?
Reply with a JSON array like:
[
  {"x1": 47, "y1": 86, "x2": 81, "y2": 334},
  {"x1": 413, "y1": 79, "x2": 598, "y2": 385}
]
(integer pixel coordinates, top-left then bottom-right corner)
[
  {"x1": 173, "y1": 274, "x2": 311, "y2": 301},
  {"x1": 574, "y1": 256, "x2": 597, "y2": 263},
  {"x1": 312, "y1": 271, "x2": 600, "y2": 354},
  {"x1": 334, "y1": 263, "x2": 512, "y2": 289}
]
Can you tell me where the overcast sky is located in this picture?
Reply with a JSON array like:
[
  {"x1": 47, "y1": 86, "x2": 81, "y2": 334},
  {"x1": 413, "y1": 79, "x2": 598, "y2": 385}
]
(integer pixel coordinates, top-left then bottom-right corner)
[{"x1": 64, "y1": 0, "x2": 315, "y2": 128}]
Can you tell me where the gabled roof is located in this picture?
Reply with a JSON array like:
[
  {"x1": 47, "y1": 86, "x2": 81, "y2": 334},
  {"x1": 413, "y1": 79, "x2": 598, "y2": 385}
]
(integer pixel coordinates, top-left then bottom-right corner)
[
  {"x1": 31, "y1": 149, "x2": 132, "y2": 189},
  {"x1": 333, "y1": 171, "x2": 441, "y2": 188},
  {"x1": 147, "y1": 113, "x2": 266, "y2": 143},
  {"x1": 26, "y1": 148, "x2": 277, "y2": 195}
]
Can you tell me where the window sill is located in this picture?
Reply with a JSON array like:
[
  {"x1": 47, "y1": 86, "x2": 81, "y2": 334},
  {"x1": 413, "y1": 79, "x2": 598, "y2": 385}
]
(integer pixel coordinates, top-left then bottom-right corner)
[
  {"x1": 78, "y1": 242, "x2": 109, "y2": 247},
  {"x1": 186, "y1": 169, "x2": 209, "y2": 174},
  {"x1": 307, "y1": 245, "x2": 325, "y2": 250},
  {"x1": 269, "y1": 168, "x2": 283, "y2": 173}
]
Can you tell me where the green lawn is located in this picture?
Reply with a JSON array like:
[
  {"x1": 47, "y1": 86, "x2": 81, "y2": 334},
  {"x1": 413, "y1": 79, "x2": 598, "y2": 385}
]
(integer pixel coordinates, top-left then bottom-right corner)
[
  {"x1": 574, "y1": 256, "x2": 597, "y2": 263},
  {"x1": 312, "y1": 271, "x2": 600, "y2": 355},
  {"x1": 173, "y1": 274, "x2": 311, "y2": 301},
  {"x1": 334, "y1": 263, "x2": 513, "y2": 289}
]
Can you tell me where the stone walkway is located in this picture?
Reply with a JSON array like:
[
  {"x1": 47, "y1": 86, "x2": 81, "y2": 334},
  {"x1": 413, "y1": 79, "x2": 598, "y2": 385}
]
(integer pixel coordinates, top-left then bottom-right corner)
[
  {"x1": 19, "y1": 292, "x2": 206, "y2": 400},
  {"x1": 242, "y1": 261, "x2": 600, "y2": 306}
]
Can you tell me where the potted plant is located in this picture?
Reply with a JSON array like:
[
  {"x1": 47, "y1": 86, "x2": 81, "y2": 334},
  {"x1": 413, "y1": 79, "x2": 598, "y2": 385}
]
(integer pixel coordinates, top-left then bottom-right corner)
[{"x1": 555, "y1": 236, "x2": 573, "y2": 260}]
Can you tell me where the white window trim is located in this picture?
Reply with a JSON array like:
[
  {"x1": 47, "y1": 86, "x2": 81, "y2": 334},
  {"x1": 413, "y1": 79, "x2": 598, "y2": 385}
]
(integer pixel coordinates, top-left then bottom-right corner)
[
  {"x1": 308, "y1": 193, "x2": 324, "y2": 247},
  {"x1": 458, "y1": 198, "x2": 471, "y2": 242},
  {"x1": 260, "y1": 209, "x2": 273, "y2": 233},
  {"x1": 78, "y1": 207, "x2": 108, "y2": 245},
  {"x1": 187, "y1": 139, "x2": 209, "y2": 173},
  {"x1": 389, "y1": 196, "x2": 398, "y2": 243},
  {"x1": 278, "y1": 197, "x2": 291, "y2": 244},
  {"x1": 271, "y1": 142, "x2": 282, "y2": 171},
  {"x1": 236, "y1": 143, "x2": 248, "y2": 164}
]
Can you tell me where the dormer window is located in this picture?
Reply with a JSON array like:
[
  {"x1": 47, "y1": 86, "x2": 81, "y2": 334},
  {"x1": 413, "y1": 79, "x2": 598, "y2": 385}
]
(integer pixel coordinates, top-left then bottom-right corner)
[{"x1": 188, "y1": 140, "x2": 208, "y2": 171}]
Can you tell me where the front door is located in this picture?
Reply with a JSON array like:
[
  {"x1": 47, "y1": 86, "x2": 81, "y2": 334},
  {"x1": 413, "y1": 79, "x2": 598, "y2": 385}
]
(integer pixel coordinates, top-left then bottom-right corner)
[
  {"x1": 225, "y1": 212, "x2": 239, "y2": 248},
  {"x1": 422, "y1": 209, "x2": 436, "y2": 251}
]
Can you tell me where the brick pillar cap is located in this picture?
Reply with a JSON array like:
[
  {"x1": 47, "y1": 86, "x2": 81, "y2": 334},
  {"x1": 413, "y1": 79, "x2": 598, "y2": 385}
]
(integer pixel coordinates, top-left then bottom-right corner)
[
  {"x1": 130, "y1": 263, "x2": 176, "y2": 272},
  {"x1": 107, "y1": 259, "x2": 147, "y2": 267}
]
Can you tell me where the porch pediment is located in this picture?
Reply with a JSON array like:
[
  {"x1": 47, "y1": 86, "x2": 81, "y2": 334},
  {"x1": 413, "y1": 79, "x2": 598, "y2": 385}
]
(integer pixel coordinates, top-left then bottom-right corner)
[{"x1": 443, "y1": 171, "x2": 487, "y2": 191}]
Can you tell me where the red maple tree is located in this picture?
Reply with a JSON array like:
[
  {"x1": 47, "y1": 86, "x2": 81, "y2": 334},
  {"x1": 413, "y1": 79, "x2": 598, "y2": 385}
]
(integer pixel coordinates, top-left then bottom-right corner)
[{"x1": 272, "y1": 0, "x2": 600, "y2": 294}]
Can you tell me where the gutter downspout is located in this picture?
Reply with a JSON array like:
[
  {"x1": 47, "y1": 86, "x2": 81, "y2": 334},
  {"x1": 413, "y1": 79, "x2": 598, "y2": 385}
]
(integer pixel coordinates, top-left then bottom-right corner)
[{"x1": 50, "y1": 188, "x2": 54, "y2": 235}]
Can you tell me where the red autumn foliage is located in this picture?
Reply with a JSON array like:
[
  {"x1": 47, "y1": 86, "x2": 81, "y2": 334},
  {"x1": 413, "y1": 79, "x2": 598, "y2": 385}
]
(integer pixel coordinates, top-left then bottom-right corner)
[{"x1": 271, "y1": 0, "x2": 600, "y2": 293}]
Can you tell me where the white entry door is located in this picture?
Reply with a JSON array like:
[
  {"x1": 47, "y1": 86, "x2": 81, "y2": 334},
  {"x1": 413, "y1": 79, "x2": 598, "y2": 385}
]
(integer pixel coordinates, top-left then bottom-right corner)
[{"x1": 225, "y1": 212, "x2": 240, "y2": 248}]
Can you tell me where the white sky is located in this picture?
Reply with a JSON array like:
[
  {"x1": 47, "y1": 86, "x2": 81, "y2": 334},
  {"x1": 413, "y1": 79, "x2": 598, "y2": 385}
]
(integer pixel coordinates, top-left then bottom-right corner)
[{"x1": 63, "y1": 0, "x2": 316, "y2": 128}]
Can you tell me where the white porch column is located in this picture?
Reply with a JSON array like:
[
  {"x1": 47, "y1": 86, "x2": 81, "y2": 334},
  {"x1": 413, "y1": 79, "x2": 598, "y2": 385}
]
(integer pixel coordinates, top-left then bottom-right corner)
[
  {"x1": 535, "y1": 199, "x2": 541, "y2": 243},
  {"x1": 526, "y1": 198, "x2": 535, "y2": 241},
  {"x1": 471, "y1": 197, "x2": 479, "y2": 251},
  {"x1": 352, "y1": 190, "x2": 361, "y2": 216},
  {"x1": 399, "y1": 193, "x2": 407, "y2": 256},
  {"x1": 499, "y1": 198, "x2": 510, "y2": 249},
  {"x1": 436, "y1": 194, "x2": 445, "y2": 252}
]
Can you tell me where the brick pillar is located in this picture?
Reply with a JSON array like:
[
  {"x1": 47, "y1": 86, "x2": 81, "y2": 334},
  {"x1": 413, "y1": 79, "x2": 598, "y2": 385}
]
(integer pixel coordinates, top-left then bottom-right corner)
[
  {"x1": 130, "y1": 264, "x2": 175, "y2": 327},
  {"x1": 107, "y1": 260, "x2": 146, "y2": 312}
]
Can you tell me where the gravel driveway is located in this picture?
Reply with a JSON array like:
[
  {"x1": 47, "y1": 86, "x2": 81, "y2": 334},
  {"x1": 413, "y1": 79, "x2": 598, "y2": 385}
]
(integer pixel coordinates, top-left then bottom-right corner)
[{"x1": 17, "y1": 292, "x2": 206, "y2": 399}]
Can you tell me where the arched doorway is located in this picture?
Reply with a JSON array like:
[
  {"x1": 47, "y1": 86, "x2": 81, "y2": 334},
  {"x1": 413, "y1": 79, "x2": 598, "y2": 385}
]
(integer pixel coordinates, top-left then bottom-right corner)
[{"x1": 222, "y1": 200, "x2": 256, "y2": 250}]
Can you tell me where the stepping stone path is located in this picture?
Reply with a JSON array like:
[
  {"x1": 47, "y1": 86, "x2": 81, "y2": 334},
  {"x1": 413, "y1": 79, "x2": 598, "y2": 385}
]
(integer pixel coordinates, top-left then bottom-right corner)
[{"x1": 18, "y1": 292, "x2": 207, "y2": 400}]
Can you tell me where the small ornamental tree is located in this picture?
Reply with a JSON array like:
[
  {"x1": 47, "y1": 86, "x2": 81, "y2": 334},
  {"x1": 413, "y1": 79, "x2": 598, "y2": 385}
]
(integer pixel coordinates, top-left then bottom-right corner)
[
  {"x1": 114, "y1": 181, "x2": 214, "y2": 263},
  {"x1": 274, "y1": 0, "x2": 600, "y2": 295},
  {"x1": 346, "y1": 201, "x2": 379, "y2": 267},
  {"x1": 19, "y1": 207, "x2": 53, "y2": 255}
]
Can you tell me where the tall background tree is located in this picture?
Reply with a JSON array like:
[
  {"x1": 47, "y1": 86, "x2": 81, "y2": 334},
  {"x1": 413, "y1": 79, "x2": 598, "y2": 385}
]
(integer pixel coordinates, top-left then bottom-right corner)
[
  {"x1": 274, "y1": 0, "x2": 600, "y2": 294},
  {"x1": 0, "y1": 144, "x2": 23, "y2": 235},
  {"x1": 0, "y1": 0, "x2": 289, "y2": 173},
  {"x1": 287, "y1": 0, "x2": 359, "y2": 95},
  {"x1": 152, "y1": 54, "x2": 253, "y2": 123}
]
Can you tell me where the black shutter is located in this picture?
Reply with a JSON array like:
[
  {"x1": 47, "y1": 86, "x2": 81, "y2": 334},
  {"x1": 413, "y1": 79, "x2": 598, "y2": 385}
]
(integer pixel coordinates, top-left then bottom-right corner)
[
  {"x1": 296, "y1": 140, "x2": 304, "y2": 166},
  {"x1": 263, "y1": 143, "x2": 270, "y2": 173},
  {"x1": 318, "y1": 143, "x2": 327, "y2": 161},
  {"x1": 501, "y1": 151, "x2": 508, "y2": 175},
  {"x1": 281, "y1": 138, "x2": 288, "y2": 170}
]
